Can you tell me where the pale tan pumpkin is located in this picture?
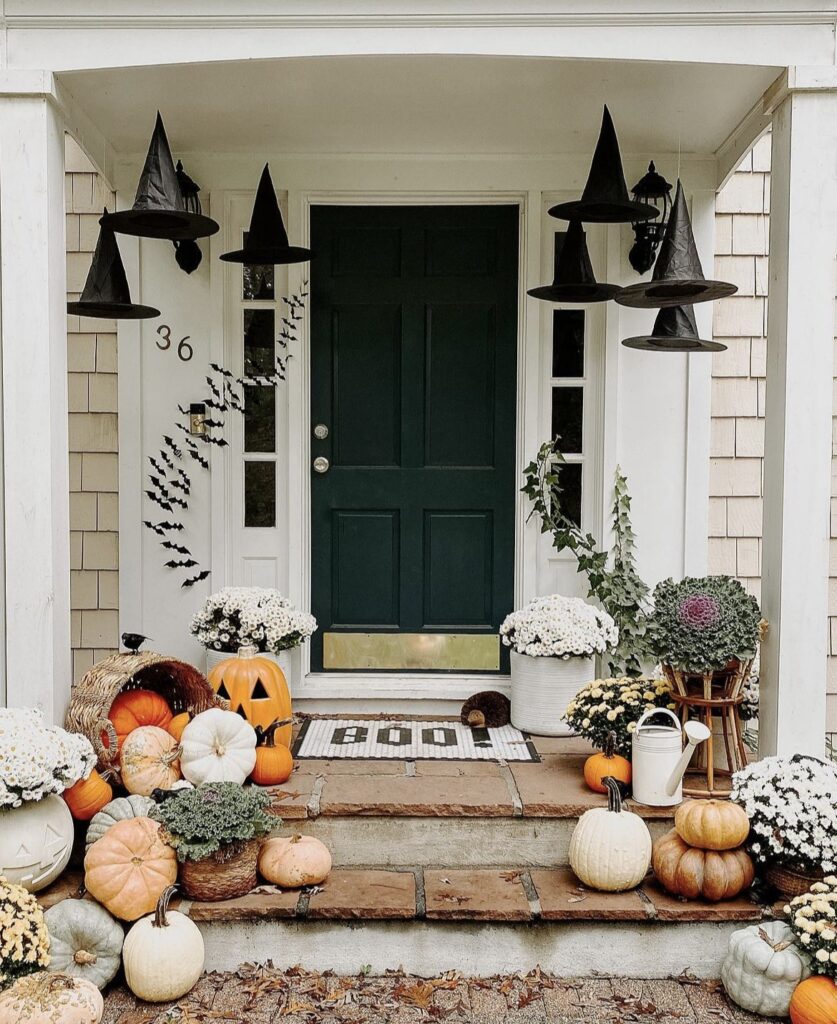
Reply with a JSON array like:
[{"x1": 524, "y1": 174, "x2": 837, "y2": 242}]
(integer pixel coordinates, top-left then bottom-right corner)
[
  {"x1": 119, "y1": 726, "x2": 182, "y2": 796},
  {"x1": 652, "y1": 829, "x2": 754, "y2": 902},
  {"x1": 84, "y1": 817, "x2": 177, "y2": 921},
  {"x1": 258, "y1": 834, "x2": 332, "y2": 887},
  {"x1": 674, "y1": 799, "x2": 750, "y2": 851},
  {"x1": 0, "y1": 972, "x2": 103, "y2": 1024},
  {"x1": 123, "y1": 886, "x2": 205, "y2": 1002}
]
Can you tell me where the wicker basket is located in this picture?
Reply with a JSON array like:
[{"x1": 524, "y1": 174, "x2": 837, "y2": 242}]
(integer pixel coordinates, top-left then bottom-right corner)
[
  {"x1": 764, "y1": 862, "x2": 825, "y2": 900},
  {"x1": 66, "y1": 652, "x2": 223, "y2": 775},
  {"x1": 178, "y1": 839, "x2": 261, "y2": 902}
]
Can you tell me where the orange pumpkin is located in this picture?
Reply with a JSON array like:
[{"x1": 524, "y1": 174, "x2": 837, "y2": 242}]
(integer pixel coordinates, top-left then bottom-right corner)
[
  {"x1": 250, "y1": 720, "x2": 294, "y2": 785},
  {"x1": 208, "y1": 646, "x2": 291, "y2": 737},
  {"x1": 790, "y1": 977, "x2": 837, "y2": 1024},
  {"x1": 101, "y1": 689, "x2": 173, "y2": 750},
  {"x1": 166, "y1": 712, "x2": 191, "y2": 743},
  {"x1": 674, "y1": 798, "x2": 750, "y2": 851},
  {"x1": 84, "y1": 817, "x2": 177, "y2": 921},
  {"x1": 583, "y1": 731, "x2": 631, "y2": 794},
  {"x1": 652, "y1": 829, "x2": 754, "y2": 902},
  {"x1": 63, "y1": 769, "x2": 113, "y2": 821}
]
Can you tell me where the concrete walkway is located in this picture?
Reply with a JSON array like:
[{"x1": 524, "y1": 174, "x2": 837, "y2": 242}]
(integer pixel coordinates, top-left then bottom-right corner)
[{"x1": 101, "y1": 968, "x2": 768, "y2": 1022}]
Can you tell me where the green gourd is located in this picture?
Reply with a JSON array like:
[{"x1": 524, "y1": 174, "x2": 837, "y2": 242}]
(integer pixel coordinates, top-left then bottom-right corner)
[
  {"x1": 85, "y1": 795, "x2": 156, "y2": 852},
  {"x1": 44, "y1": 900, "x2": 124, "y2": 990}
]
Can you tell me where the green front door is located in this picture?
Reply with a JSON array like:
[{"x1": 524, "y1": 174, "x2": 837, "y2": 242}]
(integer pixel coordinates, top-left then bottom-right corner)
[{"x1": 310, "y1": 204, "x2": 518, "y2": 673}]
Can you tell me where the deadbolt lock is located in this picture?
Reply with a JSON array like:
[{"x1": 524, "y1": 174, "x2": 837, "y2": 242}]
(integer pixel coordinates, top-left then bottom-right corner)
[
  {"x1": 313, "y1": 456, "x2": 330, "y2": 474},
  {"x1": 313, "y1": 423, "x2": 329, "y2": 440}
]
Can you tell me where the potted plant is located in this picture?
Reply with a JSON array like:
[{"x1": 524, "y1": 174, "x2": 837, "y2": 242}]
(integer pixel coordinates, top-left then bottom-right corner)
[
  {"x1": 652, "y1": 575, "x2": 761, "y2": 699},
  {"x1": 500, "y1": 594, "x2": 618, "y2": 736},
  {"x1": 0, "y1": 708, "x2": 95, "y2": 892},
  {"x1": 731, "y1": 754, "x2": 837, "y2": 899},
  {"x1": 0, "y1": 876, "x2": 50, "y2": 989},
  {"x1": 564, "y1": 676, "x2": 676, "y2": 758},
  {"x1": 152, "y1": 782, "x2": 276, "y2": 901},
  {"x1": 786, "y1": 877, "x2": 837, "y2": 1023},
  {"x1": 190, "y1": 587, "x2": 318, "y2": 679}
]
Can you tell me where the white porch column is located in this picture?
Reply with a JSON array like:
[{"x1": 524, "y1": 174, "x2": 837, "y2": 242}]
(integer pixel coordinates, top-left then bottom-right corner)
[
  {"x1": 759, "y1": 68, "x2": 837, "y2": 758},
  {"x1": 0, "y1": 72, "x2": 71, "y2": 720}
]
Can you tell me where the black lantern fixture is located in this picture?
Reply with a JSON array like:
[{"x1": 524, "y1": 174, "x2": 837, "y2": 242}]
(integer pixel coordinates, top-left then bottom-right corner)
[{"x1": 628, "y1": 162, "x2": 672, "y2": 274}]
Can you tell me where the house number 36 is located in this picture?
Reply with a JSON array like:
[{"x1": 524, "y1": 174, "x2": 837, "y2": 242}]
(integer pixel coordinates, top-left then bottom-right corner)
[{"x1": 156, "y1": 324, "x2": 193, "y2": 362}]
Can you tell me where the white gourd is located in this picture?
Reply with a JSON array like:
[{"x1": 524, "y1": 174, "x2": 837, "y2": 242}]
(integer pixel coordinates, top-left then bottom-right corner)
[
  {"x1": 179, "y1": 708, "x2": 257, "y2": 784},
  {"x1": 721, "y1": 920, "x2": 811, "y2": 1017},
  {"x1": 85, "y1": 795, "x2": 156, "y2": 852},
  {"x1": 568, "y1": 777, "x2": 651, "y2": 892},
  {"x1": 44, "y1": 900, "x2": 124, "y2": 991},
  {"x1": 123, "y1": 886, "x2": 205, "y2": 1002}
]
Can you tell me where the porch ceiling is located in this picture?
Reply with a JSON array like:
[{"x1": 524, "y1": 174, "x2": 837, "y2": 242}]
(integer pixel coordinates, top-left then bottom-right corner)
[{"x1": 58, "y1": 54, "x2": 779, "y2": 164}]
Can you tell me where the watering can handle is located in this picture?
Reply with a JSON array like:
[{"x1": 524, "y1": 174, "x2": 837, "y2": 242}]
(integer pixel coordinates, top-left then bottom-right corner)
[{"x1": 635, "y1": 707, "x2": 681, "y2": 733}]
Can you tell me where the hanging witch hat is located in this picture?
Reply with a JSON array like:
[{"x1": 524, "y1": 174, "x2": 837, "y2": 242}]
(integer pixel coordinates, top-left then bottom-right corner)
[
  {"x1": 101, "y1": 113, "x2": 219, "y2": 241},
  {"x1": 220, "y1": 164, "x2": 311, "y2": 265},
  {"x1": 621, "y1": 304, "x2": 725, "y2": 352},
  {"x1": 528, "y1": 221, "x2": 621, "y2": 303},
  {"x1": 549, "y1": 107, "x2": 659, "y2": 224},
  {"x1": 67, "y1": 213, "x2": 160, "y2": 320},
  {"x1": 617, "y1": 180, "x2": 737, "y2": 308}
]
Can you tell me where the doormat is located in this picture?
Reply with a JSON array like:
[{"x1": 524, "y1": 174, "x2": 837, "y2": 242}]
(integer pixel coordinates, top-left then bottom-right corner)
[{"x1": 292, "y1": 718, "x2": 540, "y2": 763}]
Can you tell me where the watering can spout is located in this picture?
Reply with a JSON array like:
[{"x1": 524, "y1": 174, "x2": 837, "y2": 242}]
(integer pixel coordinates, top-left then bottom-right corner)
[{"x1": 665, "y1": 720, "x2": 711, "y2": 797}]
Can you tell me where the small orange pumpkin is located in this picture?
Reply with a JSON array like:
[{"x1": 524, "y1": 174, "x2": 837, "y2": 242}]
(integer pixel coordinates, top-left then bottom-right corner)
[
  {"x1": 583, "y1": 731, "x2": 631, "y2": 794},
  {"x1": 208, "y1": 646, "x2": 291, "y2": 737},
  {"x1": 63, "y1": 769, "x2": 113, "y2": 821},
  {"x1": 790, "y1": 976, "x2": 837, "y2": 1024},
  {"x1": 101, "y1": 689, "x2": 173, "y2": 750},
  {"x1": 166, "y1": 712, "x2": 191, "y2": 743},
  {"x1": 250, "y1": 720, "x2": 294, "y2": 785}
]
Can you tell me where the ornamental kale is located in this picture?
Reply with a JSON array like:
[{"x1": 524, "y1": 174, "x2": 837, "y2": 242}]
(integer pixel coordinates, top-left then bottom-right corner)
[
  {"x1": 152, "y1": 782, "x2": 276, "y2": 863},
  {"x1": 652, "y1": 575, "x2": 761, "y2": 672}
]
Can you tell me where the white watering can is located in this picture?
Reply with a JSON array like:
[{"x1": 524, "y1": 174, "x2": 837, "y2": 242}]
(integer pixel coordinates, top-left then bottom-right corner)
[{"x1": 631, "y1": 708, "x2": 711, "y2": 807}]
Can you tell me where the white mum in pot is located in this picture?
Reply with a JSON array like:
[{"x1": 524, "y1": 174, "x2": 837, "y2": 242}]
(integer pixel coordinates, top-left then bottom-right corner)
[
  {"x1": 190, "y1": 587, "x2": 318, "y2": 656},
  {"x1": 500, "y1": 595, "x2": 618, "y2": 737}
]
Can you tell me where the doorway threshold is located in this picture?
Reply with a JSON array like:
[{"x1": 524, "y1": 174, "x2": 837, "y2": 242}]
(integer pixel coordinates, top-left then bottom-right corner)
[{"x1": 294, "y1": 672, "x2": 510, "y2": 715}]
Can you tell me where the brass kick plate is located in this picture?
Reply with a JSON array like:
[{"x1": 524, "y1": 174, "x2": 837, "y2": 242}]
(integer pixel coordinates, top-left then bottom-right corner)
[{"x1": 323, "y1": 632, "x2": 500, "y2": 671}]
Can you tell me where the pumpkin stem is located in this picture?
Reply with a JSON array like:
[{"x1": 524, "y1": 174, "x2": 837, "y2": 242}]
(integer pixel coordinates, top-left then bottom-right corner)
[
  {"x1": 73, "y1": 949, "x2": 98, "y2": 966},
  {"x1": 153, "y1": 884, "x2": 179, "y2": 928},
  {"x1": 162, "y1": 744, "x2": 183, "y2": 765},
  {"x1": 258, "y1": 718, "x2": 294, "y2": 748},
  {"x1": 603, "y1": 776, "x2": 623, "y2": 814},
  {"x1": 290, "y1": 834, "x2": 303, "y2": 844},
  {"x1": 604, "y1": 731, "x2": 616, "y2": 759}
]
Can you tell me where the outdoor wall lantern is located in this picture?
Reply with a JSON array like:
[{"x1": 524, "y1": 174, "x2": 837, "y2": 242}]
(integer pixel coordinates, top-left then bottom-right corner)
[{"x1": 628, "y1": 162, "x2": 672, "y2": 274}]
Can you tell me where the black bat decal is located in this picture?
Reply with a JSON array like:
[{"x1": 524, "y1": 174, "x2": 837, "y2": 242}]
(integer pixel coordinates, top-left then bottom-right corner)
[
  {"x1": 145, "y1": 491, "x2": 172, "y2": 511},
  {"x1": 148, "y1": 475, "x2": 170, "y2": 495},
  {"x1": 177, "y1": 404, "x2": 190, "y2": 416},
  {"x1": 148, "y1": 456, "x2": 166, "y2": 476},
  {"x1": 204, "y1": 435, "x2": 229, "y2": 448},
  {"x1": 203, "y1": 418, "x2": 224, "y2": 428},
  {"x1": 159, "y1": 449, "x2": 175, "y2": 469},
  {"x1": 162, "y1": 540, "x2": 192, "y2": 555},
  {"x1": 162, "y1": 435, "x2": 183, "y2": 458},
  {"x1": 144, "y1": 520, "x2": 183, "y2": 534},
  {"x1": 188, "y1": 449, "x2": 210, "y2": 470},
  {"x1": 169, "y1": 477, "x2": 189, "y2": 494},
  {"x1": 181, "y1": 570, "x2": 211, "y2": 588},
  {"x1": 165, "y1": 558, "x2": 198, "y2": 569}
]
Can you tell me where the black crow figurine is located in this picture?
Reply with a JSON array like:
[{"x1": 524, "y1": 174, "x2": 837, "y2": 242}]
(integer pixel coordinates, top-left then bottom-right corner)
[{"x1": 121, "y1": 632, "x2": 151, "y2": 653}]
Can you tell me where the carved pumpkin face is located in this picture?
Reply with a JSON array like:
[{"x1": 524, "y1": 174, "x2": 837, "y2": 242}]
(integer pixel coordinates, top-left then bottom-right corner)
[{"x1": 208, "y1": 649, "x2": 291, "y2": 740}]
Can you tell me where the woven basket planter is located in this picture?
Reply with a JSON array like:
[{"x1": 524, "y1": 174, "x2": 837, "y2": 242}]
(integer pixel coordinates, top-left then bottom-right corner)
[
  {"x1": 661, "y1": 658, "x2": 753, "y2": 701},
  {"x1": 66, "y1": 652, "x2": 224, "y2": 776},
  {"x1": 178, "y1": 839, "x2": 261, "y2": 902},
  {"x1": 764, "y1": 862, "x2": 825, "y2": 901}
]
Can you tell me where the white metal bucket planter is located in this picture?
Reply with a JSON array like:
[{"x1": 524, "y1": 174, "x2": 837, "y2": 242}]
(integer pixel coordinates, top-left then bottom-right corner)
[{"x1": 509, "y1": 651, "x2": 594, "y2": 736}]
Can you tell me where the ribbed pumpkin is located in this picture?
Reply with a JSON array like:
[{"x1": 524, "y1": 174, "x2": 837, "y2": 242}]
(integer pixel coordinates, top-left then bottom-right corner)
[
  {"x1": 84, "y1": 817, "x2": 177, "y2": 922},
  {"x1": 674, "y1": 799, "x2": 750, "y2": 851},
  {"x1": 208, "y1": 646, "x2": 292, "y2": 737},
  {"x1": 167, "y1": 712, "x2": 191, "y2": 743},
  {"x1": 63, "y1": 770, "x2": 113, "y2": 821},
  {"x1": 568, "y1": 777, "x2": 652, "y2": 892},
  {"x1": 258, "y1": 835, "x2": 332, "y2": 888},
  {"x1": 250, "y1": 720, "x2": 294, "y2": 785},
  {"x1": 0, "y1": 972, "x2": 104, "y2": 1024},
  {"x1": 652, "y1": 829, "x2": 755, "y2": 902},
  {"x1": 101, "y1": 689, "x2": 173, "y2": 751},
  {"x1": 790, "y1": 977, "x2": 837, "y2": 1024},
  {"x1": 179, "y1": 708, "x2": 257, "y2": 785},
  {"x1": 44, "y1": 900, "x2": 124, "y2": 990},
  {"x1": 120, "y1": 727, "x2": 182, "y2": 796},
  {"x1": 123, "y1": 886, "x2": 205, "y2": 1002},
  {"x1": 583, "y1": 731, "x2": 631, "y2": 794},
  {"x1": 85, "y1": 794, "x2": 156, "y2": 851}
]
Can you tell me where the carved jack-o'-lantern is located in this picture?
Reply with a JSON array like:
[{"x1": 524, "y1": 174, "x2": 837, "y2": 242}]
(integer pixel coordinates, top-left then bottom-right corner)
[{"x1": 208, "y1": 646, "x2": 292, "y2": 740}]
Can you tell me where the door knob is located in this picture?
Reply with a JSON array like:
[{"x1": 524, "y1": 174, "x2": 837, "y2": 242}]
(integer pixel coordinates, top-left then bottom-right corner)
[
  {"x1": 313, "y1": 423, "x2": 329, "y2": 440},
  {"x1": 313, "y1": 456, "x2": 330, "y2": 474}
]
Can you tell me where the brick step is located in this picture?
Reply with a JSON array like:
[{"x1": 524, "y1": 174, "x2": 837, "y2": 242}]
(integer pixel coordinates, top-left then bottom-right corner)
[{"x1": 41, "y1": 866, "x2": 768, "y2": 979}]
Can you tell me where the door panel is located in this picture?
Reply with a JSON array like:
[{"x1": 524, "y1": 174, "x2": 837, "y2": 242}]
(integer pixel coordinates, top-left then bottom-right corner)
[{"x1": 310, "y1": 204, "x2": 518, "y2": 674}]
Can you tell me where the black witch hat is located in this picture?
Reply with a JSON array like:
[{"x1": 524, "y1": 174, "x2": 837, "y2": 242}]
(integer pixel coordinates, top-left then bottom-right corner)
[
  {"x1": 220, "y1": 165, "x2": 311, "y2": 265},
  {"x1": 617, "y1": 181, "x2": 737, "y2": 308},
  {"x1": 67, "y1": 214, "x2": 160, "y2": 320},
  {"x1": 101, "y1": 113, "x2": 219, "y2": 241},
  {"x1": 621, "y1": 305, "x2": 725, "y2": 352},
  {"x1": 549, "y1": 107, "x2": 659, "y2": 224},
  {"x1": 527, "y1": 221, "x2": 621, "y2": 303}
]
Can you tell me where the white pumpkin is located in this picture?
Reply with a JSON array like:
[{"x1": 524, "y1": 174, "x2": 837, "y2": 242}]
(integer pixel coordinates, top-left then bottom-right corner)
[
  {"x1": 721, "y1": 920, "x2": 811, "y2": 1017},
  {"x1": 568, "y1": 777, "x2": 651, "y2": 892},
  {"x1": 179, "y1": 708, "x2": 257, "y2": 784},
  {"x1": 123, "y1": 886, "x2": 205, "y2": 1002},
  {"x1": 0, "y1": 972, "x2": 103, "y2": 1024},
  {"x1": 44, "y1": 899, "x2": 123, "y2": 990},
  {"x1": 85, "y1": 794, "x2": 156, "y2": 851},
  {"x1": 120, "y1": 726, "x2": 182, "y2": 796},
  {"x1": 259, "y1": 835, "x2": 332, "y2": 887}
]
